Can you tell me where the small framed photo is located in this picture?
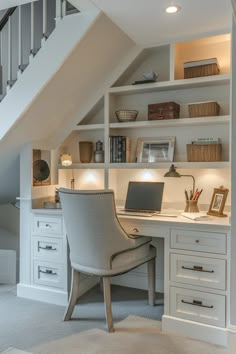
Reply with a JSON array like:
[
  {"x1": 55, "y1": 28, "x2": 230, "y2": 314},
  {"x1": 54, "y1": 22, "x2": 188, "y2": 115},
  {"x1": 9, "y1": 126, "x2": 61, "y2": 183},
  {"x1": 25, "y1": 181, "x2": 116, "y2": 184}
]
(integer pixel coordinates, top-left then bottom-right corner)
[
  {"x1": 207, "y1": 186, "x2": 229, "y2": 217},
  {"x1": 136, "y1": 137, "x2": 175, "y2": 163}
]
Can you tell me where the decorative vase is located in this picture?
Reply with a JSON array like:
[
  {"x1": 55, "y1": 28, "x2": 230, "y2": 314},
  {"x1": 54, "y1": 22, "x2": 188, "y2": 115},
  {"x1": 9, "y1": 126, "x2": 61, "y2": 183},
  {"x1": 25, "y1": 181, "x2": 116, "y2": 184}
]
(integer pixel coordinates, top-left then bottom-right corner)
[{"x1": 79, "y1": 141, "x2": 93, "y2": 163}]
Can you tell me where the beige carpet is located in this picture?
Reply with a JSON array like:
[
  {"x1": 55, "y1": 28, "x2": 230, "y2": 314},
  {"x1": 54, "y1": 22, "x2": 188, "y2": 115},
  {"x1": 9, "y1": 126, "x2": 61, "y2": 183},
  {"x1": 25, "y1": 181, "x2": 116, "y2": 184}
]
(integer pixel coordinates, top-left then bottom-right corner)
[{"x1": 30, "y1": 316, "x2": 228, "y2": 354}]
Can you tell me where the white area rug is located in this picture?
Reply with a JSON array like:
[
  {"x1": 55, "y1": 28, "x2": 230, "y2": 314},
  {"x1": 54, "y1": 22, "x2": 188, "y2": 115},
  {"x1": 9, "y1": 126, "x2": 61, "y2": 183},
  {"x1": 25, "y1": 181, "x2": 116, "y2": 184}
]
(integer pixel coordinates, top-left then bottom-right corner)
[{"x1": 29, "y1": 315, "x2": 228, "y2": 354}]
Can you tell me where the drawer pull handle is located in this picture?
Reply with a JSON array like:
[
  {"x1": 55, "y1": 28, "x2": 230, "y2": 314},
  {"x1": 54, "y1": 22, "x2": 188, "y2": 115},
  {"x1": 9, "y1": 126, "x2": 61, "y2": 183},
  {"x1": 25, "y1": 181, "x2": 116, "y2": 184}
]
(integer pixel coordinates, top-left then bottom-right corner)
[
  {"x1": 182, "y1": 266, "x2": 214, "y2": 273},
  {"x1": 39, "y1": 245, "x2": 57, "y2": 251},
  {"x1": 45, "y1": 224, "x2": 51, "y2": 228},
  {"x1": 195, "y1": 239, "x2": 200, "y2": 243},
  {"x1": 39, "y1": 269, "x2": 57, "y2": 276},
  {"x1": 181, "y1": 299, "x2": 213, "y2": 309}
]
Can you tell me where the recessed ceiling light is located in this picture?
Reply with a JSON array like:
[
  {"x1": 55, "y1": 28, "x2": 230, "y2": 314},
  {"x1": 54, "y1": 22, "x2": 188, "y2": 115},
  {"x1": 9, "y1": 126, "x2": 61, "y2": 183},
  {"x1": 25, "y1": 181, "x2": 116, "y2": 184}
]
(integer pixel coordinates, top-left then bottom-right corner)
[{"x1": 165, "y1": 5, "x2": 181, "y2": 14}]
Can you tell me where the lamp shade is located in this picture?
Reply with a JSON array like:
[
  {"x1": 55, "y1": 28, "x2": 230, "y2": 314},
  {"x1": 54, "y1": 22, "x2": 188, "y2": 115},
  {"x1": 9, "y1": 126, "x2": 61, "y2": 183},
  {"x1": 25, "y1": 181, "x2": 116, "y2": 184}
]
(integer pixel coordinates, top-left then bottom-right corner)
[
  {"x1": 61, "y1": 154, "x2": 72, "y2": 166},
  {"x1": 164, "y1": 164, "x2": 181, "y2": 178}
]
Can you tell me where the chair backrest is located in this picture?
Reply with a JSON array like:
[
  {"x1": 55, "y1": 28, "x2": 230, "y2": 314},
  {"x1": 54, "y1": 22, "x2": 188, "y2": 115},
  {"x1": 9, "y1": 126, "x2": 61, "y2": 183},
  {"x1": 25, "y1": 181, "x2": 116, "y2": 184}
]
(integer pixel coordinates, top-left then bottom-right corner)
[{"x1": 59, "y1": 188, "x2": 133, "y2": 271}]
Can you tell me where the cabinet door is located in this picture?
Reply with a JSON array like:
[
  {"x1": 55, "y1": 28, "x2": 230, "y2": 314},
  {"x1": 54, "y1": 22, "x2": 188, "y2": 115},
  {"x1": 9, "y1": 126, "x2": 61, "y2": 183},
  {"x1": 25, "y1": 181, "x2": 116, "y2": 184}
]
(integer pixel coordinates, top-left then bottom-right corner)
[{"x1": 170, "y1": 253, "x2": 226, "y2": 290}]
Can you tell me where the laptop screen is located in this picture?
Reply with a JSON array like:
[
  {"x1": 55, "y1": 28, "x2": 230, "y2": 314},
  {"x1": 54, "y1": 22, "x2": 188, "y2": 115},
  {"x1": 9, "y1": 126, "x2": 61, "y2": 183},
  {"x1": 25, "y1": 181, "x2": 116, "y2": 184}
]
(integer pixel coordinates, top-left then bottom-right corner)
[{"x1": 125, "y1": 181, "x2": 164, "y2": 212}]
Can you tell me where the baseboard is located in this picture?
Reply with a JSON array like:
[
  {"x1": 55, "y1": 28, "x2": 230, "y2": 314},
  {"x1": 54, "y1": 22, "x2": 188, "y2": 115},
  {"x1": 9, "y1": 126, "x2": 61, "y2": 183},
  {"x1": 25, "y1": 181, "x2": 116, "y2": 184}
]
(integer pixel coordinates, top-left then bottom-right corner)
[
  {"x1": 17, "y1": 283, "x2": 68, "y2": 306},
  {"x1": 112, "y1": 271, "x2": 164, "y2": 292},
  {"x1": 17, "y1": 276, "x2": 99, "y2": 306},
  {"x1": 162, "y1": 315, "x2": 227, "y2": 347},
  {"x1": 227, "y1": 325, "x2": 236, "y2": 353}
]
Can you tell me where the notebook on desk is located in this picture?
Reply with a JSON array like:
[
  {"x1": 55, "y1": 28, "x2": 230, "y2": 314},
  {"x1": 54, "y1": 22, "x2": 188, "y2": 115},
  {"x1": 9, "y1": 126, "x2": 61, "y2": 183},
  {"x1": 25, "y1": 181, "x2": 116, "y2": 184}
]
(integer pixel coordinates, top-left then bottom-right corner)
[{"x1": 117, "y1": 181, "x2": 164, "y2": 217}]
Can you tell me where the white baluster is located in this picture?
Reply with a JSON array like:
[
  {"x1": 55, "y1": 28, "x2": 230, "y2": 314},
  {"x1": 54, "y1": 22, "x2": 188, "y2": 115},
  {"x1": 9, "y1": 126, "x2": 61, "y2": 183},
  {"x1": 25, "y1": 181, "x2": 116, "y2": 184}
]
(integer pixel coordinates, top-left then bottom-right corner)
[
  {"x1": 6, "y1": 16, "x2": 12, "y2": 92},
  {"x1": 62, "y1": 0, "x2": 67, "y2": 17},
  {"x1": 18, "y1": 5, "x2": 23, "y2": 77},
  {"x1": 42, "y1": 0, "x2": 47, "y2": 43},
  {"x1": 30, "y1": 1, "x2": 35, "y2": 62},
  {"x1": 55, "y1": 0, "x2": 62, "y2": 23}
]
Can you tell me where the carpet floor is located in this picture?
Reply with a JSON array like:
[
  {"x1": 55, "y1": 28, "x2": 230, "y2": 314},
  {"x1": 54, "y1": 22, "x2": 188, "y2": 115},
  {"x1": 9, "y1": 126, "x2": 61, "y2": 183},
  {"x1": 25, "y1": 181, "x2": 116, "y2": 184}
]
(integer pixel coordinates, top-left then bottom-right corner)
[
  {"x1": 25, "y1": 316, "x2": 229, "y2": 354},
  {"x1": 0, "y1": 284, "x2": 163, "y2": 352}
]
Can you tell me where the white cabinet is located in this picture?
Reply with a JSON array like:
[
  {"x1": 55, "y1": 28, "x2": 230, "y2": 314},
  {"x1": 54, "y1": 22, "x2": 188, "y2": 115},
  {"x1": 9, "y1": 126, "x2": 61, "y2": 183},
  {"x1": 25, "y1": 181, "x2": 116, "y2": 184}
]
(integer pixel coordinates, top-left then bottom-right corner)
[
  {"x1": 169, "y1": 226, "x2": 228, "y2": 330},
  {"x1": 31, "y1": 212, "x2": 68, "y2": 294}
]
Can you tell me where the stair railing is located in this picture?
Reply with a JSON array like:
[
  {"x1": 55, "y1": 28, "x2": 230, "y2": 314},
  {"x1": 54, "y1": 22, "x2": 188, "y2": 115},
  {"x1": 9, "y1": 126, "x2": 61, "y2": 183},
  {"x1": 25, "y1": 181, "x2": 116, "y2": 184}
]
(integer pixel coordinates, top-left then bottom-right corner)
[{"x1": 0, "y1": 0, "x2": 79, "y2": 99}]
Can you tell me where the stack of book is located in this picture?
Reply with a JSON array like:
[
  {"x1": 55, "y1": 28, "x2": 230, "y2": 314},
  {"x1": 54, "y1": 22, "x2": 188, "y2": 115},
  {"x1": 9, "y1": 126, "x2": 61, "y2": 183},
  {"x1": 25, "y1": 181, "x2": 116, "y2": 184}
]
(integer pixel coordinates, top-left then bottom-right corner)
[{"x1": 109, "y1": 136, "x2": 131, "y2": 163}]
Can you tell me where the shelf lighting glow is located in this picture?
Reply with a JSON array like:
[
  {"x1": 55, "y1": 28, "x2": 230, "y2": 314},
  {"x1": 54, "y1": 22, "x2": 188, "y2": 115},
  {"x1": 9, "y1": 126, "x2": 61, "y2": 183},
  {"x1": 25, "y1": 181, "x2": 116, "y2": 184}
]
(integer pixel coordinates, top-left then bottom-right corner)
[{"x1": 165, "y1": 5, "x2": 181, "y2": 14}]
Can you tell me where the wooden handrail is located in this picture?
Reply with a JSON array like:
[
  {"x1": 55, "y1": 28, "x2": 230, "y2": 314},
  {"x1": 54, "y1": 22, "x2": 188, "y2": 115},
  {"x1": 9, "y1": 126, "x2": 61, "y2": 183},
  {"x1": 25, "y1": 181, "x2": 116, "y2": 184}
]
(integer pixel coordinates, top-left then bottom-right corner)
[{"x1": 0, "y1": 6, "x2": 17, "y2": 31}]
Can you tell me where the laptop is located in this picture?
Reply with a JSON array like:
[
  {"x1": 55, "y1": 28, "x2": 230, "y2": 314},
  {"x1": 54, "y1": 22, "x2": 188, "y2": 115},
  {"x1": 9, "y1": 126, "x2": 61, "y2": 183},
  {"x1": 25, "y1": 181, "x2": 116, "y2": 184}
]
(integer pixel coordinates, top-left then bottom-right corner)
[{"x1": 117, "y1": 181, "x2": 164, "y2": 217}]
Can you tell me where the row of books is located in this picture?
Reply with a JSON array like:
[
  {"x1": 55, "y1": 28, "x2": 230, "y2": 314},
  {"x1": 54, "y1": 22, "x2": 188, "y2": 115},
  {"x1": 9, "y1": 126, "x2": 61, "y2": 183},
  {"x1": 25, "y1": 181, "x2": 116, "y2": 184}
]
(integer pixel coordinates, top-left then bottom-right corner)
[{"x1": 110, "y1": 136, "x2": 131, "y2": 163}]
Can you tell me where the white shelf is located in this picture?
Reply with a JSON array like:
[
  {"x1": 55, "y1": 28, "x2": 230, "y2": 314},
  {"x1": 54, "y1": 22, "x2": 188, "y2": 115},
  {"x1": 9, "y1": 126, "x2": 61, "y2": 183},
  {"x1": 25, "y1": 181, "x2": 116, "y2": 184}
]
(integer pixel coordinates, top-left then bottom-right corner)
[
  {"x1": 75, "y1": 123, "x2": 104, "y2": 131},
  {"x1": 58, "y1": 163, "x2": 105, "y2": 169},
  {"x1": 110, "y1": 116, "x2": 230, "y2": 129},
  {"x1": 109, "y1": 74, "x2": 230, "y2": 95},
  {"x1": 107, "y1": 162, "x2": 230, "y2": 169}
]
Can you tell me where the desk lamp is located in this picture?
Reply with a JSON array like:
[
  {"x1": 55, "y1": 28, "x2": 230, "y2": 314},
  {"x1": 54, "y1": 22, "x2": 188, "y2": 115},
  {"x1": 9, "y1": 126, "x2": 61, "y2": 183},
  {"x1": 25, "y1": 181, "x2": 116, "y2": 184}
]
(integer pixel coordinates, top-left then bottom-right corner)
[{"x1": 164, "y1": 164, "x2": 195, "y2": 193}]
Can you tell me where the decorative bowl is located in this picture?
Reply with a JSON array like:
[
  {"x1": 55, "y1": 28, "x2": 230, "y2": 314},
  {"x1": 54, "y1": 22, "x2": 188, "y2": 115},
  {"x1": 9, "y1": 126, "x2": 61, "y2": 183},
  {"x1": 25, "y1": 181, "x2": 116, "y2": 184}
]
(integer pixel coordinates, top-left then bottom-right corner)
[
  {"x1": 143, "y1": 71, "x2": 159, "y2": 81},
  {"x1": 115, "y1": 110, "x2": 138, "y2": 122}
]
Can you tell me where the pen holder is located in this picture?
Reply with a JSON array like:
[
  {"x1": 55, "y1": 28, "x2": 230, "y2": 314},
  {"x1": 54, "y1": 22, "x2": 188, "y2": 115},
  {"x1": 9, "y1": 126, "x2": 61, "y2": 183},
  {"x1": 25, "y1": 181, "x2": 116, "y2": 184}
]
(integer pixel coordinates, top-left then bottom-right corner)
[{"x1": 184, "y1": 200, "x2": 199, "y2": 213}]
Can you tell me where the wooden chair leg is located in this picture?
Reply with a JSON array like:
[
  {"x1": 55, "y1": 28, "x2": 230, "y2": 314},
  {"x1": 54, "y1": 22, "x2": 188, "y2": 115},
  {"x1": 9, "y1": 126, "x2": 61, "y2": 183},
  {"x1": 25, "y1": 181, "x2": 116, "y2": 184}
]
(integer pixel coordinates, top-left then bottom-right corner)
[
  {"x1": 64, "y1": 269, "x2": 80, "y2": 321},
  {"x1": 103, "y1": 276, "x2": 114, "y2": 332},
  {"x1": 147, "y1": 258, "x2": 156, "y2": 306}
]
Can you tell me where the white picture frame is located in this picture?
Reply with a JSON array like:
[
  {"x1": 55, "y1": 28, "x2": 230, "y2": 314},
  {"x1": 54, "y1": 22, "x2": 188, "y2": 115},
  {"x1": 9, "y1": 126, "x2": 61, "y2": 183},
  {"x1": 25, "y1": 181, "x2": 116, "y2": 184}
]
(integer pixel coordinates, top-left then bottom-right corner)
[{"x1": 136, "y1": 137, "x2": 175, "y2": 163}]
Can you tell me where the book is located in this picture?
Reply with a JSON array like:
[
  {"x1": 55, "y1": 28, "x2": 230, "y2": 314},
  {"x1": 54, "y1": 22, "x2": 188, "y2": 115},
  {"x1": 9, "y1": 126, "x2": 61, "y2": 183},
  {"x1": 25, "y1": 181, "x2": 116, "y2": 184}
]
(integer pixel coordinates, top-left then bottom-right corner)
[{"x1": 181, "y1": 212, "x2": 212, "y2": 221}]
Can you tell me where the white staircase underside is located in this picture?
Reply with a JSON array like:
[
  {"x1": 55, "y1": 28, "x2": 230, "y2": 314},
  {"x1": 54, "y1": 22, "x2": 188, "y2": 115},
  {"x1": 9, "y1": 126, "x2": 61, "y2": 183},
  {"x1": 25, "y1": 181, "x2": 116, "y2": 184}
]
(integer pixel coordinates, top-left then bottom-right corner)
[{"x1": 0, "y1": 11, "x2": 138, "y2": 203}]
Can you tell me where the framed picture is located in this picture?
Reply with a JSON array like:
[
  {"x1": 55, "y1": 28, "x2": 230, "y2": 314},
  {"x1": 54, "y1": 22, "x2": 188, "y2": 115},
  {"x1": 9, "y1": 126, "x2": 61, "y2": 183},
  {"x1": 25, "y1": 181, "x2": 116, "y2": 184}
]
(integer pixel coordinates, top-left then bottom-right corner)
[
  {"x1": 136, "y1": 137, "x2": 175, "y2": 163},
  {"x1": 207, "y1": 186, "x2": 229, "y2": 217}
]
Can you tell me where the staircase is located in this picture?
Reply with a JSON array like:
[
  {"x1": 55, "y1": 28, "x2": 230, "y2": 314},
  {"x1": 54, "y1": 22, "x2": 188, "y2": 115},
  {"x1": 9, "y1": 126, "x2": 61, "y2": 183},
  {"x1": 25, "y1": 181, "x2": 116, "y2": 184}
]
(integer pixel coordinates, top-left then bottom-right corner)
[{"x1": 0, "y1": 0, "x2": 138, "y2": 204}]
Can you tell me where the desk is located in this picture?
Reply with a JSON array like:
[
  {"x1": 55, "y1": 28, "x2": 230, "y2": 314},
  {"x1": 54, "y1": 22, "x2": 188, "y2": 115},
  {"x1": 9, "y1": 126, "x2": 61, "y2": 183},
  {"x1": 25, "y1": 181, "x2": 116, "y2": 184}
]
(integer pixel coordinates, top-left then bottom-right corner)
[
  {"x1": 20, "y1": 208, "x2": 230, "y2": 346},
  {"x1": 118, "y1": 213, "x2": 230, "y2": 346}
]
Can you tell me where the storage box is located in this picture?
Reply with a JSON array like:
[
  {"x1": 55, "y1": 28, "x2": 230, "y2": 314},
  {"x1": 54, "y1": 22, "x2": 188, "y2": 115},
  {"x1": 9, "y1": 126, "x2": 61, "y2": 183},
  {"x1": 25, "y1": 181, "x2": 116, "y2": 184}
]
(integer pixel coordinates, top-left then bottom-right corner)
[
  {"x1": 148, "y1": 101, "x2": 180, "y2": 120},
  {"x1": 186, "y1": 144, "x2": 222, "y2": 162},
  {"x1": 188, "y1": 101, "x2": 220, "y2": 118},
  {"x1": 184, "y1": 58, "x2": 220, "y2": 79}
]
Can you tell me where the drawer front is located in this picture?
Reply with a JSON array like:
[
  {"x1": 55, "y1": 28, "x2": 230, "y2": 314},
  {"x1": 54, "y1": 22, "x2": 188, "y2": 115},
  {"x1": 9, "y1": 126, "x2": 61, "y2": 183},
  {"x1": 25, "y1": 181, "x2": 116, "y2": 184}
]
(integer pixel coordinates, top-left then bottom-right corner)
[
  {"x1": 170, "y1": 253, "x2": 226, "y2": 290},
  {"x1": 119, "y1": 219, "x2": 168, "y2": 238},
  {"x1": 32, "y1": 215, "x2": 63, "y2": 236},
  {"x1": 170, "y1": 286, "x2": 225, "y2": 327},
  {"x1": 32, "y1": 236, "x2": 63, "y2": 262},
  {"x1": 33, "y1": 260, "x2": 65, "y2": 289},
  {"x1": 170, "y1": 229, "x2": 226, "y2": 254}
]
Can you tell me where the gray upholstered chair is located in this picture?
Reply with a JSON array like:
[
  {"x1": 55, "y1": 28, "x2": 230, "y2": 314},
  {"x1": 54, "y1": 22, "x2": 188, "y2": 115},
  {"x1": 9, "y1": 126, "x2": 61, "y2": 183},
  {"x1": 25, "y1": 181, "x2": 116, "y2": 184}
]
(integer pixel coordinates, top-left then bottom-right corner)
[{"x1": 59, "y1": 188, "x2": 156, "y2": 332}]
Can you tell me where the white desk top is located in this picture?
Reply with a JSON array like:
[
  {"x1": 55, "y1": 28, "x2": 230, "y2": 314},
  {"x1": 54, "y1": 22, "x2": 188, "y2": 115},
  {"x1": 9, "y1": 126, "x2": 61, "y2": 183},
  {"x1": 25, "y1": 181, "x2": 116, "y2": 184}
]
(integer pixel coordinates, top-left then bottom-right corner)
[{"x1": 31, "y1": 204, "x2": 230, "y2": 229}]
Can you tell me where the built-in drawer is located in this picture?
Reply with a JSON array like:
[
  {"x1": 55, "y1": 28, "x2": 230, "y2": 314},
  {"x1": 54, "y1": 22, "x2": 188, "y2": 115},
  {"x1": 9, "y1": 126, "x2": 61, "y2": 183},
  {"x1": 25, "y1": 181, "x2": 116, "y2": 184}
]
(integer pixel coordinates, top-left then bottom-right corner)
[
  {"x1": 170, "y1": 253, "x2": 226, "y2": 290},
  {"x1": 170, "y1": 228, "x2": 226, "y2": 254},
  {"x1": 32, "y1": 214, "x2": 63, "y2": 237},
  {"x1": 119, "y1": 219, "x2": 168, "y2": 239},
  {"x1": 32, "y1": 236, "x2": 64, "y2": 262},
  {"x1": 170, "y1": 286, "x2": 225, "y2": 327},
  {"x1": 33, "y1": 260, "x2": 65, "y2": 289}
]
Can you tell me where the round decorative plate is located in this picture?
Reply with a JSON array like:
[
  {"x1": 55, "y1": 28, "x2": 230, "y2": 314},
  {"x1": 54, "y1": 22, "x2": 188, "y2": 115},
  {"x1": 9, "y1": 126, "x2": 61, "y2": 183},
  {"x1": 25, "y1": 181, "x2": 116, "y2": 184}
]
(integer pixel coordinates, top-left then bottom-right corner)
[{"x1": 33, "y1": 159, "x2": 50, "y2": 181}]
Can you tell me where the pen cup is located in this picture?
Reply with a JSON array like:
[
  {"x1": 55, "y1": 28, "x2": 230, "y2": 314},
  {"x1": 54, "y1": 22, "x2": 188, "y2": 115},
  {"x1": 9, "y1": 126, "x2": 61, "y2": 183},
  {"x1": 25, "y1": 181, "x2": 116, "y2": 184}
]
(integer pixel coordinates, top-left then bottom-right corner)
[{"x1": 184, "y1": 200, "x2": 199, "y2": 213}]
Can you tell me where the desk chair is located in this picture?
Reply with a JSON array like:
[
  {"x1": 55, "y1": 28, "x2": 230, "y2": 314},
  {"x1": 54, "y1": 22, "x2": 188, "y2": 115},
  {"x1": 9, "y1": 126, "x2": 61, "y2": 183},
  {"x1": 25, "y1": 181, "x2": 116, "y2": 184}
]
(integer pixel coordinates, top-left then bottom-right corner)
[{"x1": 59, "y1": 188, "x2": 156, "y2": 332}]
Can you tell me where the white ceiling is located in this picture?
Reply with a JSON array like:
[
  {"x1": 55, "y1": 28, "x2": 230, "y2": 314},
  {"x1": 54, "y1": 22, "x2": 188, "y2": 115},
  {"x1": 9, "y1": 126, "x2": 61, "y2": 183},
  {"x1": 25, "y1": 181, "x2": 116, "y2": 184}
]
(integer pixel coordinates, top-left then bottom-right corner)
[{"x1": 92, "y1": 0, "x2": 233, "y2": 45}]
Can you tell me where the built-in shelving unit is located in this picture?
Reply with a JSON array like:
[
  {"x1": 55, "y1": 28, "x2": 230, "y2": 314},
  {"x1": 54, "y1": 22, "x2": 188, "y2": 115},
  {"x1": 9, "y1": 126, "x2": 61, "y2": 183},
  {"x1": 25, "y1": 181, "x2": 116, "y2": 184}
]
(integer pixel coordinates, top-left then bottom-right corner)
[{"x1": 57, "y1": 32, "x2": 231, "y2": 205}]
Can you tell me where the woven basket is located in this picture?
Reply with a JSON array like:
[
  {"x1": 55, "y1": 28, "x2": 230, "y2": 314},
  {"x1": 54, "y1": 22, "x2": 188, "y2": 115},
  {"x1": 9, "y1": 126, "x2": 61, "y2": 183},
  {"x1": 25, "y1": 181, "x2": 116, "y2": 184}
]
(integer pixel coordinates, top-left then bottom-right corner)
[
  {"x1": 186, "y1": 144, "x2": 222, "y2": 162},
  {"x1": 115, "y1": 110, "x2": 138, "y2": 122},
  {"x1": 188, "y1": 101, "x2": 220, "y2": 118}
]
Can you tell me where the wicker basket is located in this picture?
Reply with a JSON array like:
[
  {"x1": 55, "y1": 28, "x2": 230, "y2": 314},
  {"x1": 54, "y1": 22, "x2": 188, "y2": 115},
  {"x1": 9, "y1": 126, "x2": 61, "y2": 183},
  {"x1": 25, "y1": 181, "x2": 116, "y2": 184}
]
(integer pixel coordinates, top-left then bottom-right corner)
[
  {"x1": 186, "y1": 144, "x2": 222, "y2": 162},
  {"x1": 188, "y1": 101, "x2": 220, "y2": 118},
  {"x1": 115, "y1": 110, "x2": 138, "y2": 122},
  {"x1": 184, "y1": 58, "x2": 220, "y2": 79}
]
